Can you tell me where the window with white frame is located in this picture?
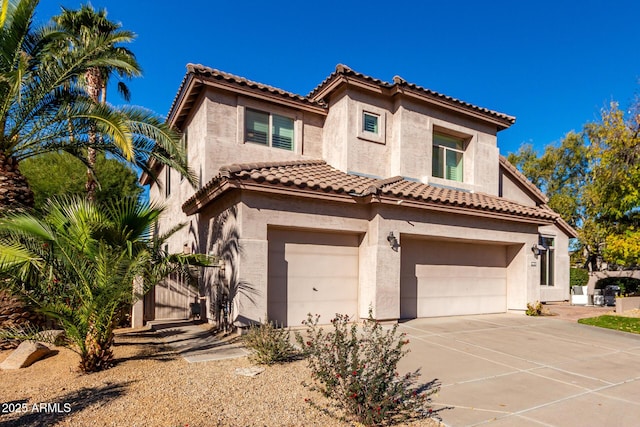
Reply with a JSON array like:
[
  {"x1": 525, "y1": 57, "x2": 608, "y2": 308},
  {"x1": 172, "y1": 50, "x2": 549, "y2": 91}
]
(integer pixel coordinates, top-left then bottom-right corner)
[
  {"x1": 539, "y1": 236, "x2": 555, "y2": 286},
  {"x1": 432, "y1": 133, "x2": 464, "y2": 182},
  {"x1": 245, "y1": 108, "x2": 294, "y2": 151}
]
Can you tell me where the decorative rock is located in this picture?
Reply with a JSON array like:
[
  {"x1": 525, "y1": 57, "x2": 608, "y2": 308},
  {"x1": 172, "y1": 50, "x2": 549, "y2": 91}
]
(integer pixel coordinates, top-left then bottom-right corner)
[
  {"x1": 234, "y1": 366, "x2": 265, "y2": 377},
  {"x1": 0, "y1": 341, "x2": 55, "y2": 369}
]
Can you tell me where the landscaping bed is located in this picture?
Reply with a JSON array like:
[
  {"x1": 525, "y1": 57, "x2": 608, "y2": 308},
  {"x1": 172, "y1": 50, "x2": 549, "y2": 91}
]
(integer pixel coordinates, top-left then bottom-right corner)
[{"x1": 0, "y1": 327, "x2": 440, "y2": 427}]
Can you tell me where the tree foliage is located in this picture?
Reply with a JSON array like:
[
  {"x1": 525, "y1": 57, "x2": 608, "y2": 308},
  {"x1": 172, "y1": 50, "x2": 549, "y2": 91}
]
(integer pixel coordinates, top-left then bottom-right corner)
[
  {"x1": 507, "y1": 131, "x2": 589, "y2": 229},
  {"x1": 20, "y1": 151, "x2": 142, "y2": 210},
  {"x1": 509, "y1": 99, "x2": 640, "y2": 268},
  {"x1": 0, "y1": 197, "x2": 208, "y2": 372},
  {"x1": 0, "y1": 0, "x2": 195, "y2": 211}
]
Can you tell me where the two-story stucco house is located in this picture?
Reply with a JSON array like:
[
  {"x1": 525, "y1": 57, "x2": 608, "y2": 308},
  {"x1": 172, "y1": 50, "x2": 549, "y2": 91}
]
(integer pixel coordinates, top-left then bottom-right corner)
[{"x1": 135, "y1": 64, "x2": 577, "y2": 328}]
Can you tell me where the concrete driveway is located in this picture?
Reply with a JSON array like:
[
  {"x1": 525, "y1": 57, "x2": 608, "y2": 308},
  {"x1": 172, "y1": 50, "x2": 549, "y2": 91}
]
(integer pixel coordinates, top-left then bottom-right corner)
[{"x1": 397, "y1": 314, "x2": 640, "y2": 427}]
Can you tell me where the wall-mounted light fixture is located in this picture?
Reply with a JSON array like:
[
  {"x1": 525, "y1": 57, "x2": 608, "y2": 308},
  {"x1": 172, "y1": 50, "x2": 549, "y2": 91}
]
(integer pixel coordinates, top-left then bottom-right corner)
[
  {"x1": 531, "y1": 244, "x2": 546, "y2": 258},
  {"x1": 387, "y1": 232, "x2": 399, "y2": 251}
]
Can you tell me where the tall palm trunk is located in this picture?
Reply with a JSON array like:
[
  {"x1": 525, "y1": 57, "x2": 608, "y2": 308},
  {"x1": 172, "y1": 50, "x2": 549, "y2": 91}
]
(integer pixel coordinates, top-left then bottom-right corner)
[
  {"x1": 84, "y1": 67, "x2": 102, "y2": 202},
  {"x1": 0, "y1": 152, "x2": 34, "y2": 211}
]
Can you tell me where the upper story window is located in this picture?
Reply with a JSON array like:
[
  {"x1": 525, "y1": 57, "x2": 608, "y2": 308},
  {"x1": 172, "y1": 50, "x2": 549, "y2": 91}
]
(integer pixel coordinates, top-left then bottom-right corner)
[
  {"x1": 165, "y1": 166, "x2": 171, "y2": 198},
  {"x1": 357, "y1": 104, "x2": 385, "y2": 144},
  {"x1": 180, "y1": 129, "x2": 187, "y2": 182},
  {"x1": 362, "y1": 112, "x2": 379, "y2": 134},
  {"x1": 245, "y1": 108, "x2": 294, "y2": 151},
  {"x1": 432, "y1": 133, "x2": 464, "y2": 182}
]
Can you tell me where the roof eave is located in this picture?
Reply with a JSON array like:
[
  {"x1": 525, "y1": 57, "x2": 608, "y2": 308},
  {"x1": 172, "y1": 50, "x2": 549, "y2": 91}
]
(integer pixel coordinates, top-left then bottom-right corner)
[
  {"x1": 499, "y1": 156, "x2": 549, "y2": 204},
  {"x1": 184, "y1": 177, "x2": 557, "y2": 227},
  {"x1": 393, "y1": 86, "x2": 515, "y2": 130}
]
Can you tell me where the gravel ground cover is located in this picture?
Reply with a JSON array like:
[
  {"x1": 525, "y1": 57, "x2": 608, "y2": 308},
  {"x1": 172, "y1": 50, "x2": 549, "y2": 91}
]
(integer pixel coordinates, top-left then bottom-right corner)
[{"x1": 0, "y1": 327, "x2": 441, "y2": 427}]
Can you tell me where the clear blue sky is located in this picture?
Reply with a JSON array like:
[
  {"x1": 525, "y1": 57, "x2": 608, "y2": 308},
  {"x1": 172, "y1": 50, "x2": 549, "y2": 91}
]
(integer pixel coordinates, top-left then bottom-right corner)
[{"x1": 35, "y1": 0, "x2": 640, "y2": 156}]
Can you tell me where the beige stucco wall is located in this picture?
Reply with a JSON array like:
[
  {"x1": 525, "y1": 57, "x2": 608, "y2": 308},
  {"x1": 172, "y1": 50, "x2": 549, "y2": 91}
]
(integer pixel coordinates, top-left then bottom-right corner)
[
  {"x1": 145, "y1": 76, "x2": 576, "y2": 325},
  {"x1": 320, "y1": 87, "x2": 501, "y2": 195},
  {"x1": 195, "y1": 191, "x2": 546, "y2": 325},
  {"x1": 539, "y1": 223, "x2": 571, "y2": 302},
  {"x1": 148, "y1": 86, "x2": 327, "y2": 296},
  {"x1": 499, "y1": 169, "x2": 538, "y2": 207}
]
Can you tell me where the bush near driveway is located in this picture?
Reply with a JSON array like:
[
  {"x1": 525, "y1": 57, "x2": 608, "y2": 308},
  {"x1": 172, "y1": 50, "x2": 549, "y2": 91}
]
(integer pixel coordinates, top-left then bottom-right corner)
[
  {"x1": 243, "y1": 319, "x2": 299, "y2": 365},
  {"x1": 295, "y1": 311, "x2": 440, "y2": 426}
]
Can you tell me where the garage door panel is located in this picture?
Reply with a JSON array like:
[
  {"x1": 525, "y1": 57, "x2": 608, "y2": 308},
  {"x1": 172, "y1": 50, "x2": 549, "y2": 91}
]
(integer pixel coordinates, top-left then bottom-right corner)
[
  {"x1": 416, "y1": 265, "x2": 507, "y2": 279},
  {"x1": 268, "y1": 229, "x2": 359, "y2": 326},
  {"x1": 418, "y1": 295, "x2": 506, "y2": 317},
  {"x1": 401, "y1": 238, "x2": 508, "y2": 318},
  {"x1": 423, "y1": 278, "x2": 506, "y2": 297}
]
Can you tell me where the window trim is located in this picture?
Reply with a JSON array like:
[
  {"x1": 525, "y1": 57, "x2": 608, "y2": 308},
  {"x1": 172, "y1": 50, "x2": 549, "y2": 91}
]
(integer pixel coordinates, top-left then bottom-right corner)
[
  {"x1": 357, "y1": 104, "x2": 386, "y2": 144},
  {"x1": 432, "y1": 132, "x2": 465, "y2": 182},
  {"x1": 539, "y1": 235, "x2": 555, "y2": 286},
  {"x1": 243, "y1": 107, "x2": 295, "y2": 151},
  {"x1": 180, "y1": 129, "x2": 187, "y2": 182},
  {"x1": 165, "y1": 166, "x2": 171, "y2": 198}
]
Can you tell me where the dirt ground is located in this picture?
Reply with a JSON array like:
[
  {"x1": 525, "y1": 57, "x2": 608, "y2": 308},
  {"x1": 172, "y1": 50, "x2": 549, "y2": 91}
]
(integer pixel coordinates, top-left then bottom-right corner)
[{"x1": 0, "y1": 327, "x2": 441, "y2": 427}]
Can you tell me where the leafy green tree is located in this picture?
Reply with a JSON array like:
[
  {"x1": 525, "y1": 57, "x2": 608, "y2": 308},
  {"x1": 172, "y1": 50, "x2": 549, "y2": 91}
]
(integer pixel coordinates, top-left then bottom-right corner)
[
  {"x1": 585, "y1": 101, "x2": 640, "y2": 222},
  {"x1": 509, "y1": 99, "x2": 640, "y2": 268},
  {"x1": 0, "y1": 0, "x2": 195, "y2": 212},
  {"x1": 584, "y1": 101, "x2": 640, "y2": 267},
  {"x1": 20, "y1": 151, "x2": 142, "y2": 210},
  {"x1": 0, "y1": 196, "x2": 207, "y2": 372},
  {"x1": 508, "y1": 131, "x2": 589, "y2": 229}
]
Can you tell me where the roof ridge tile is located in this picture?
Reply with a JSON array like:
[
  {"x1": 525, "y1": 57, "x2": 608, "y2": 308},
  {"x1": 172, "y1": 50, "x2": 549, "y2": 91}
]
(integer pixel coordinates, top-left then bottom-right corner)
[{"x1": 307, "y1": 64, "x2": 514, "y2": 125}]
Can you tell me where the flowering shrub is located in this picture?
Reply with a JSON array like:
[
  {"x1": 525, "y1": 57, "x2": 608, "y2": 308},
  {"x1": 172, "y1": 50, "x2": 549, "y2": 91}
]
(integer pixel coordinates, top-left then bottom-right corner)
[
  {"x1": 243, "y1": 319, "x2": 299, "y2": 365},
  {"x1": 526, "y1": 301, "x2": 544, "y2": 316},
  {"x1": 295, "y1": 311, "x2": 439, "y2": 426}
]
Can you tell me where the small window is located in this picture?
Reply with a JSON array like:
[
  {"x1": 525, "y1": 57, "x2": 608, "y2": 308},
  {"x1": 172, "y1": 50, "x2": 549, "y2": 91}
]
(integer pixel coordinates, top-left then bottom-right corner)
[
  {"x1": 432, "y1": 133, "x2": 464, "y2": 182},
  {"x1": 540, "y1": 236, "x2": 555, "y2": 286},
  {"x1": 165, "y1": 166, "x2": 171, "y2": 197},
  {"x1": 180, "y1": 130, "x2": 188, "y2": 182},
  {"x1": 245, "y1": 108, "x2": 294, "y2": 151},
  {"x1": 363, "y1": 112, "x2": 379, "y2": 134}
]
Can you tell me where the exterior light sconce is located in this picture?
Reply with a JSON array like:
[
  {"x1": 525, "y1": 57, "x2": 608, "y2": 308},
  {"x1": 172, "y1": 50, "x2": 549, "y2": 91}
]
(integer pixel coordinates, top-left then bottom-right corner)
[
  {"x1": 531, "y1": 244, "x2": 545, "y2": 258},
  {"x1": 387, "y1": 232, "x2": 399, "y2": 251}
]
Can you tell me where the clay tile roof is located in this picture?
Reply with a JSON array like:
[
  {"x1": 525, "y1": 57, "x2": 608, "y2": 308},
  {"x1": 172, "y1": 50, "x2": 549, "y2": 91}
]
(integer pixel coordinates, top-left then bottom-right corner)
[
  {"x1": 378, "y1": 180, "x2": 556, "y2": 220},
  {"x1": 222, "y1": 159, "x2": 377, "y2": 194},
  {"x1": 167, "y1": 64, "x2": 324, "y2": 118},
  {"x1": 499, "y1": 155, "x2": 548, "y2": 203},
  {"x1": 183, "y1": 160, "x2": 558, "y2": 222},
  {"x1": 307, "y1": 64, "x2": 515, "y2": 127}
]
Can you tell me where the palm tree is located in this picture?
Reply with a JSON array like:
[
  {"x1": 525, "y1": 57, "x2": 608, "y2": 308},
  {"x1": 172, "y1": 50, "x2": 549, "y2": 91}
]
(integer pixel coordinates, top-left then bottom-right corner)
[
  {"x1": 0, "y1": 196, "x2": 208, "y2": 372},
  {"x1": 52, "y1": 4, "x2": 142, "y2": 200},
  {"x1": 0, "y1": 0, "x2": 196, "y2": 213}
]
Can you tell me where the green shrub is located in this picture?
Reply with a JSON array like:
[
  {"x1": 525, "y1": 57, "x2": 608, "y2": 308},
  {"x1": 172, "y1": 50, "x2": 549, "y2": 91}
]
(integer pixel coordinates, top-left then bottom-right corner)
[
  {"x1": 526, "y1": 301, "x2": 543, "y2": 316},
  {"x1": 570, "y1": 268, "x2": 589, "y2": 287},
  {"x1": 595, "y1": 277, "x2": 640, "y2": 296},
  {"x1": 295, "y1": 312, "x2": 439, "y2": 426},
  {"x1": 243, "y1": 319, "x2": 298, "y2": 365}
]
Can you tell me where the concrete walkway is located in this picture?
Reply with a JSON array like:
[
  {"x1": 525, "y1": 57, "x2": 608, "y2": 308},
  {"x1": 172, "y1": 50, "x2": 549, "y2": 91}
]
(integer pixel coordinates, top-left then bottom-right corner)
[
  {"x1": 148, "y1": 320, "x2": 248, "y2": 363},
  {"x1": 397, "y1": 314, "x2": 640, "y2": 427}
]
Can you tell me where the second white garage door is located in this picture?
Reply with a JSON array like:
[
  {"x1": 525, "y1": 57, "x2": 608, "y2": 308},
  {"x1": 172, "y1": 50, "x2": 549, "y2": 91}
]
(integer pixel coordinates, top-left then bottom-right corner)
[
  {"x1": 268, "y1": 229, "x2": 360, "y2": 326},
  {"x1": 400, "y1": 238, "x2": 507, "y2": 318}
]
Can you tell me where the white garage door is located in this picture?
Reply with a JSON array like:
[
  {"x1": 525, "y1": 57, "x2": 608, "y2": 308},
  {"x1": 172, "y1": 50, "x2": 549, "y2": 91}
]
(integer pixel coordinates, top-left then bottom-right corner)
[
  {"x1": 400, "y1": 238, "x2": 507, "y2": 318},
  {"x1": 268, "y1": 229, "x2": 360, "y2": 326}
]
